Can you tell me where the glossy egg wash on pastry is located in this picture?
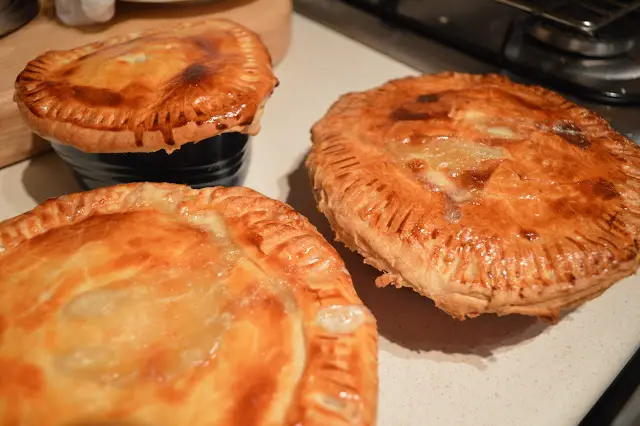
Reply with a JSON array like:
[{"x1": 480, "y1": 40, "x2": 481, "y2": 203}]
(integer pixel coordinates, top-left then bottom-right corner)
[
  {"x1": 0, "y1": 183, "x2": 377, "y2": 426},
  {"x1": 307, "y1": 72, "x2": 640, "y2": 321},
  {"x1": 13, "y1": 19, "x2": 278, "y2": 190},
  {"x1": 14, "y1": 19, "x2": 277, "y2": 153}
]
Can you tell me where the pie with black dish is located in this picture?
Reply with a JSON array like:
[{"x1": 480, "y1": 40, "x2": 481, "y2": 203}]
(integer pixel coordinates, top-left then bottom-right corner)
[
  {"x1": 13, "y1": 19, "x2": 278, "y2": 153},
  {"x1": 0, "y1": 183, "x2": 377, "y2": 425},
  {"x1": 307, "y1": 72, "x2": 640, "y2": 320}
]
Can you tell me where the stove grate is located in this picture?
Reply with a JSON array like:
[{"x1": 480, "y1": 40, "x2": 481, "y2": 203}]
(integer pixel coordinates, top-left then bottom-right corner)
[{"x1": 493, "y1": 0, "x2": 640, "y2": 32}]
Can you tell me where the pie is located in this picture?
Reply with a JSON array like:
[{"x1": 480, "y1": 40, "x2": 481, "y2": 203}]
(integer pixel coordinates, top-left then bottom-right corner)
[
  {"x1": 0, "y1": 183, "x2": 377, "y2": 425},
  {"x1": 307, "y1": 72, "x2": 640, "y2": 320},
  {"x1": 13, "y1": 19, "x2": 278, "y2": 153}
]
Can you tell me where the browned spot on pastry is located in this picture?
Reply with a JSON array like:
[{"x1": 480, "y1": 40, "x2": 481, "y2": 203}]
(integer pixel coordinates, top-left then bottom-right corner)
[
  {"x1": 554, "y1": 121, "x2": 590, "y2": 149},
  {"x1": 134, "y1": 132, "x2": 144, "y2": 147},
  {"x1": 550, "y1": 198, "x2": 577, "y2": 218},
  {"x1": 520, "y1": 229, "x2": 539, "y2": 241},
  {"x1": 72, "y1": 85, "x2": 123, "y2": 107},
  {"x1": 592, "y1": 179, "x2": 619, "y2": 200},
  {"x1": 246, "y1": 231, "x2": 265, "y2": 248},
  {"x1": 578, "y1": 178, "x2": 619, "y2": 200},
  {"x1": 216, "y1": 122, "x2": 228, "y2": 130},
  {"x1": 179, "y1": 63, "x2": 211, "y2": 85},
  {"x1": 416, "y1": 93, "x2": 439, "y2": 103},
  {"x1": 407, "y1": 159, "x2": 425, "y2": 172},
  {"x1": 458, "y1": 164, "x2": 499, "y2": 191},
  {"x1": 550, "y1": 194, "x2": 609, "y2": 222},
  {"x1": 0, "y1": 358, "x2": 44, "y2": 396},
  {"x1": 159, "y1": 128, "x2": 175, "y2": 146},
  {"x1": 390, "y1": 107, "x2": 431, "y2": 121}
]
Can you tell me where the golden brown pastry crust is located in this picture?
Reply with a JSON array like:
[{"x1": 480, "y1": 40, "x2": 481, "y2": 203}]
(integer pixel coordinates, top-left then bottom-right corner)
[
  {"x1": 0, "y1": 183, "x2": 377, "y2": 425},
  {"x1": 307, "y1": 72, "x2": 640, "y2": 320},
  {"x1": 14, "y1": 19, "x2": 278, "y2": 153}
]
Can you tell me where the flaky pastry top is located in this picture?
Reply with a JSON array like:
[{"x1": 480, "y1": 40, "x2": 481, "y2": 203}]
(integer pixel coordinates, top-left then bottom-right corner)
[
  {"x1": 0, "y1": 183, "x2": 377, "y2": 425},
  {"x1": 308, "y1": 72, "x2": 640, "y2": 319},
  {"x1": 14, "y1": 19, "x2": 278, "y2": 153}
]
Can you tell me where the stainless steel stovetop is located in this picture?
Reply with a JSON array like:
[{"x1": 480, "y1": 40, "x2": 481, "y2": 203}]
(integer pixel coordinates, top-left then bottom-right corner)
[{"x1": 294, "y1": 1, "x2": 640, "y2": 425}]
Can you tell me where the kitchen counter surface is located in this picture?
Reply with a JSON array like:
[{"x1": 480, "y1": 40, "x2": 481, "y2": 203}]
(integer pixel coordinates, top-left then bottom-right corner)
[{"x1": 2, "y1": 14, "x2": 640, "y2": 426}]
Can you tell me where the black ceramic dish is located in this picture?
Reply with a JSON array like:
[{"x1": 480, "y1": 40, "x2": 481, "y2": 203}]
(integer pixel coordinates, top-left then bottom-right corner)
[
  {"x1": 0, "y1": 0, "x2": 39, "y2": 38},
  {"x1": 51, "y1": 132, "x2": 251, "y2": 190}
]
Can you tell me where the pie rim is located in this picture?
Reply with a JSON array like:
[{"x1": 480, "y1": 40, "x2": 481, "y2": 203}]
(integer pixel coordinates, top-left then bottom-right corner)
[{"x1": 0, "y1": 182, "x2": 378, "y2": 425}]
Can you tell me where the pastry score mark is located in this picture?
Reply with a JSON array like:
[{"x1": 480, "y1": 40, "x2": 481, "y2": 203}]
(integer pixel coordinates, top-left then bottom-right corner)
[
  {"x1": 520, "y1": 228, "x2": 540, "y2": 241},
  {"x1": 458, "y1": 166, "x2": 500, "y2": 192},
  {"x1": 416, "y1": 93, "x2": 440, "y2": 103},
  {"x1": 390, "y1": 97, "x2": 452, "y2": 122},
  {"x1": 390, "y1": 108, "x2": 431, "y2": 121},
  {"x1": 553, "y1": 121, "x2": 590, "y2": 149},
  {"x1": 442, "y1": 194, "x2": 462, "y2": 223},
  {"x1": 400, "y1": 139, "x2": 507, "y2": 219}
]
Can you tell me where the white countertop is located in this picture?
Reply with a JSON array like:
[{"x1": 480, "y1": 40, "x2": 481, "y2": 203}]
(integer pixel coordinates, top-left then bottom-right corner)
[{"x1": 2, "y1": 14, "x2": 640, "y2": 426}]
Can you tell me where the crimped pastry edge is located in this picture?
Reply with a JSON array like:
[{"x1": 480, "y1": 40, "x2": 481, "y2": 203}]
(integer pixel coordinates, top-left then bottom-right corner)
[{"x1": 306, "y1": 71, "x2": 640, "y2": 321}]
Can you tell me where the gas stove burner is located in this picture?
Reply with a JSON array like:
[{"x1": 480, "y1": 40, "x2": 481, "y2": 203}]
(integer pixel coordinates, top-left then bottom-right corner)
[
  {"x1": 527, "y1": 19, "x2": 638, "y2": 58},
  {"x1": 495, "y1": 0, "x2": 640, "y2": 33}
]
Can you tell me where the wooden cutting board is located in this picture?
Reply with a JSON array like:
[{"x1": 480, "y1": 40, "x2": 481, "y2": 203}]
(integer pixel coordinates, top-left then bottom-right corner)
[{"x1": 0, "y1": 0, "x2": 291, "y2": 168}]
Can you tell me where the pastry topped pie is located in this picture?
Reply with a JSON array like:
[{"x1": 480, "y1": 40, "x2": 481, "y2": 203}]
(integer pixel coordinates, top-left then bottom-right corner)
[
  {"x1": 0, "y1": 183, "x2": 377, "y2": 425},
  {"x1": 307, "y1": 72, "x2": 640, "y2": 320},
  {"x1": 14, "y1": 19, "x2": 278, "y2": 153}
]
